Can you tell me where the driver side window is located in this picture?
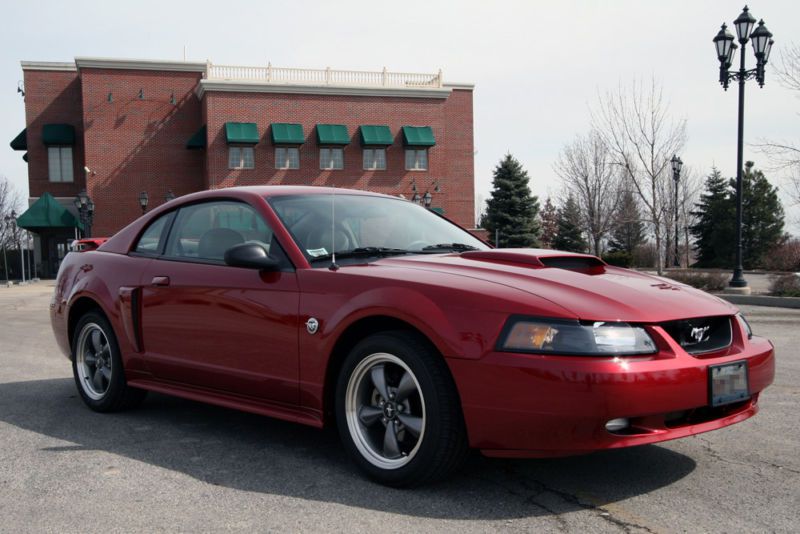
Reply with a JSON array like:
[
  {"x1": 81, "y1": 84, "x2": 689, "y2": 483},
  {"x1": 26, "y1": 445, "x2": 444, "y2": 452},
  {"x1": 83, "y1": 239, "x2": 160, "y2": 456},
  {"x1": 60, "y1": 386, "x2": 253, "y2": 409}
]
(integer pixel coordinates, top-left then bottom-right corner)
[{"x1": 164, "y1": 201, "x2": 274, "y2": 262}]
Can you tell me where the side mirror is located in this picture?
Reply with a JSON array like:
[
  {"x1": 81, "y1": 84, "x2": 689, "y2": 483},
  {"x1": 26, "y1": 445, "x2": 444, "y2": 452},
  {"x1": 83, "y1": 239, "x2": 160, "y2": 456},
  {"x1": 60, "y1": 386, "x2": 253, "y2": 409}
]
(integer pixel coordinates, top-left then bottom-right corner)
[{"x1": 224, "y1": 243, "x2": 280, "y2": 271}]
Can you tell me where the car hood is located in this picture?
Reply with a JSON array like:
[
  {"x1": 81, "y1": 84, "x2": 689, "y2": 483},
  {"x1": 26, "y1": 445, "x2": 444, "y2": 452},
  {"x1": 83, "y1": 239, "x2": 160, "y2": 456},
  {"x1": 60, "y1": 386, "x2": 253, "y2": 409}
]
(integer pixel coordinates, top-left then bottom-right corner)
[{"x1": 372, "y1": 249, "x2": 737, "y2": 323}]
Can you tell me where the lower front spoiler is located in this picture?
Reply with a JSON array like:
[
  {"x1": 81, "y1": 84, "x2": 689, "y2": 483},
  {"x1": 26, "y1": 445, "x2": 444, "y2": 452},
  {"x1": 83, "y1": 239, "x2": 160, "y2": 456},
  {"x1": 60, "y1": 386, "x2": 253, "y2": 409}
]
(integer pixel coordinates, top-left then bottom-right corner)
[{"x1": 480, "y1": 395, "x2": 759, "y2": 458}]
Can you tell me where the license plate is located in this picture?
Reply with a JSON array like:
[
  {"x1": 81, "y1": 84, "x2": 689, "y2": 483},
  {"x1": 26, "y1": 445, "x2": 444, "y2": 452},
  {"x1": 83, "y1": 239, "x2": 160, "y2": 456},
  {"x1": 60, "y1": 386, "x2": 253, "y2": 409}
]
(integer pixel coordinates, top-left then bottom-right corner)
[{"x1": 709, "y1": 361, "x2": 749, "y2": 407}]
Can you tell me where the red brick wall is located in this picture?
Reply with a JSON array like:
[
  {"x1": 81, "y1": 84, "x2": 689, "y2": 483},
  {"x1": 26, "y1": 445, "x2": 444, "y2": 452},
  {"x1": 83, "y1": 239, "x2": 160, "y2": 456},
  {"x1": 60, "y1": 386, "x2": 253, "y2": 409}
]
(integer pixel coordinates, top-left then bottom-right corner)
[
  {"x1": 23, "y1": 70, "x2": 85, "y2": 199},
  {"x1": 203, "y1": 88, "x2": 475, "y2": 228},
  {"x1": 79, "y1": 68, "x2": 205, "y2": 236}
]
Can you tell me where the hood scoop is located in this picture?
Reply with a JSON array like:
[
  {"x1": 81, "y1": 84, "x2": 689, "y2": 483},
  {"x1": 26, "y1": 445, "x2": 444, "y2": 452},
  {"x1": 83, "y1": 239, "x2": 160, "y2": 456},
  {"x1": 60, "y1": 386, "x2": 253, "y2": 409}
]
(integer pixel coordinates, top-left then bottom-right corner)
[{"x1": 460, "y1": 249, "x2": 606, "y2": 275}]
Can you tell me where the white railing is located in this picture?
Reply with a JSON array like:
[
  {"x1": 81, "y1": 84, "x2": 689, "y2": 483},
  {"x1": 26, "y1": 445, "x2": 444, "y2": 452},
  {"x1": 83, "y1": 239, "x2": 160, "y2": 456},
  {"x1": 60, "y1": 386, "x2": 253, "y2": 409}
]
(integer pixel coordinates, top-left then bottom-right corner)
[{"x1": 206, "y1": 62, "x2": 443, "y2": 88}]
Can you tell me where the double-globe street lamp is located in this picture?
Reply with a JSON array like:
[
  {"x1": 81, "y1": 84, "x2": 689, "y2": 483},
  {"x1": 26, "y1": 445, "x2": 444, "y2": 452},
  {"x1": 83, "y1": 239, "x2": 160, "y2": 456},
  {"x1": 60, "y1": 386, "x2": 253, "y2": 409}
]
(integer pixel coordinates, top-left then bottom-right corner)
[
  {"x1": 73, "y1": 189, "x2": 95, "y2": 238},
  {"x1": 713, "y1": 5, "x2": 773, "y2": 290},
  {"x1": 671, "y1": 155, "x2": 683, "y2": 268}
]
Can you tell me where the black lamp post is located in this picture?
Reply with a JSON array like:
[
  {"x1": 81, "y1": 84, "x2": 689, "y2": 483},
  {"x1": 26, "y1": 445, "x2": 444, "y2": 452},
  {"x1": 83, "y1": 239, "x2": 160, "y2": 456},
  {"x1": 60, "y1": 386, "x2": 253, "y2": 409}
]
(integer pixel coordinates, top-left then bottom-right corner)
[
  {"x1": 138, "y1": 191, "x2": 149, "y2": 214},
  {"x1": 713, "y1": 5, "x2": 773, "y2": 290},
  {"x1": 73, "y1": 189, "x2": 94, "y2": 238},
  {"x1": 2, "y1": 211, "x2": 15, "y2": 284},
  {"x1": 671, "y1": 155, "x2": 683, "y2": 267}
]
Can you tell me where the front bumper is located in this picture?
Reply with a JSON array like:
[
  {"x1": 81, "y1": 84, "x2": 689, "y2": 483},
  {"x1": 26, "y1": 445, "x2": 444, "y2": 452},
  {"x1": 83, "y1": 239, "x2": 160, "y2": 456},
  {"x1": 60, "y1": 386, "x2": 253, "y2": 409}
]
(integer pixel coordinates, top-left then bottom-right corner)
[{"x1": 447, "y1": 324, "x2": 775, "y2": 458}]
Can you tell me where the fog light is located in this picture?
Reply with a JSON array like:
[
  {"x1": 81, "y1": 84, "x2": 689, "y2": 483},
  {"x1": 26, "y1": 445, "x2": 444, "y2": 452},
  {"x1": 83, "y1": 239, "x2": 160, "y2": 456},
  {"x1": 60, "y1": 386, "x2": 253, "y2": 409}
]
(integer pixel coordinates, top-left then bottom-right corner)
[{"x1": 605, "y1": 418, "x2": 629, "y2": 432}]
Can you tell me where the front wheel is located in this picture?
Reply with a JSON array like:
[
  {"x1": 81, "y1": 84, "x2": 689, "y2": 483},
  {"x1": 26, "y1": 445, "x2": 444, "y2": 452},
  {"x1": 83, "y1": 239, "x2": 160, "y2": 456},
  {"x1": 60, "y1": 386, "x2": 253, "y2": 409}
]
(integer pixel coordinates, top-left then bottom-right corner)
[
  {"x1": 335, "y1": 331, "x2": 468, "y2": 486},
  {"x1": 72, "y1": 311, "x2": 147, "y2": 412}
]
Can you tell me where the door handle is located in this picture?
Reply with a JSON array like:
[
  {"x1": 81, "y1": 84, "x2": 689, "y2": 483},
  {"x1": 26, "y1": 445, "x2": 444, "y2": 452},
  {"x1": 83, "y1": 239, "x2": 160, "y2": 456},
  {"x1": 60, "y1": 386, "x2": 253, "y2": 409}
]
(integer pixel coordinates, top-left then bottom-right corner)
[{"x1": 151, "y1": 276, "x2": 170, "y2": 287}]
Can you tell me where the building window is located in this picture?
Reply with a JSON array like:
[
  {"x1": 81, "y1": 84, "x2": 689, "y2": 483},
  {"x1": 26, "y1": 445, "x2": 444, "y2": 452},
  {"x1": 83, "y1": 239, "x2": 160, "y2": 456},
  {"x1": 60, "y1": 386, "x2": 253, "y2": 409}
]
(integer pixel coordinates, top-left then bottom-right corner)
[
  {"x1": 320, "y1": 147, "x2": 344, "y2": 170},
  {"x1": 405, "y1": 149, "x2": 428, "y2": 171},
  {"x1": 229, "y1": 146, "x2": 255, "y2": 169},
  {"x1": 48, "y1": 146, "x2": 74, "y2": 182},
  {"x1": 363, "y1": 148, "x2": 387, "y2": 170},
  {"x1": 275, "y1": 147, "x2": 300, "y2": 169}
]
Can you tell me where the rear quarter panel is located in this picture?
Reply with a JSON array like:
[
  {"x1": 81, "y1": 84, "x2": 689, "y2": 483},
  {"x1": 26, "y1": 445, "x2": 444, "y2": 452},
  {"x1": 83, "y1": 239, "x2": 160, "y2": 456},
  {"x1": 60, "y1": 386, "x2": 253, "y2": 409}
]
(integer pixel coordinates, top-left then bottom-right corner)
[{"x1": 50, "y1": 250, "x2": 151, "y2": 376}]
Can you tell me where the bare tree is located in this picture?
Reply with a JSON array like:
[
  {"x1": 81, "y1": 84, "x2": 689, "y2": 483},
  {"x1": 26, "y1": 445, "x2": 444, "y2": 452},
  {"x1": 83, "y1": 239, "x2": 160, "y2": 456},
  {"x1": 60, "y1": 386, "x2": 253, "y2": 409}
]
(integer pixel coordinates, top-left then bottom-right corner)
[
  {"x1": 0, "y1": 177, "x2": 23, "y2": 281},
  {"x1": 554, "y1": 130, "x2": 620, "y2": 256},
  {"x1": 754, "y1": 43, "x2": 800, "y2": 204},
  {"x1": 591, "y1": 79, "x2": 687, "y2": 275}
]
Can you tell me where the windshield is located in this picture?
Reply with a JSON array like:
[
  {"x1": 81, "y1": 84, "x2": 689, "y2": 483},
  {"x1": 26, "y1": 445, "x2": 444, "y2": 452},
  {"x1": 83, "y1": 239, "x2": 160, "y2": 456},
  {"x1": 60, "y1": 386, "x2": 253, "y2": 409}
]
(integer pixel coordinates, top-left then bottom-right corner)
[{"x1": 268, "y1": 193, "x2": 489, "y2": 266}]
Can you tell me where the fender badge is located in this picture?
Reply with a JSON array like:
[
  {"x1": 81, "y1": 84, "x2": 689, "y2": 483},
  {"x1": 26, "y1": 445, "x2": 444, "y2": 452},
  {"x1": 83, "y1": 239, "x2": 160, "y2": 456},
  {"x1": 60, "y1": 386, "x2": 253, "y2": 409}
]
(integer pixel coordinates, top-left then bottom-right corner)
[{"x1": 306, "y1": 317, "x2": 319, "y2": 335}]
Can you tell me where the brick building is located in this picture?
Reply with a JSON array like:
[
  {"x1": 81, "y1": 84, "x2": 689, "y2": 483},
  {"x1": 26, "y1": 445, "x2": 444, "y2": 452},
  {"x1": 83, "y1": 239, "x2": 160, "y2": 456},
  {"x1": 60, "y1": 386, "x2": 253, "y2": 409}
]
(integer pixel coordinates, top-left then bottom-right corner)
[{"x1": 9, "y1": 57, "x2": 475, "y2": 277}]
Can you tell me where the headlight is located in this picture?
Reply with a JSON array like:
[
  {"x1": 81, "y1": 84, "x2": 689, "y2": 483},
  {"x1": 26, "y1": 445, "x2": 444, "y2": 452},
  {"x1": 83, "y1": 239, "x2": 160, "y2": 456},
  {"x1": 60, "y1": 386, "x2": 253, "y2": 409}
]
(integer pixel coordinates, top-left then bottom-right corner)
[
  {"x1": 736, "y1": 312, "x2": 753, "y2": 339},
  {"x1": 498, "y1": 316, "x2": 657, "y2": 356}
]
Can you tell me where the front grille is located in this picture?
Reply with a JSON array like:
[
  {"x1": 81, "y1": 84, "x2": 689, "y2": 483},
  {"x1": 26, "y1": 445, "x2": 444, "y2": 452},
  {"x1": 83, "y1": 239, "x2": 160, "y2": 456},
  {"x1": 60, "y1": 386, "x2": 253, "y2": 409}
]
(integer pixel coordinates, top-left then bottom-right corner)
[{"x1": 660, "y1": 316, "x2": 733, "y2": 355}]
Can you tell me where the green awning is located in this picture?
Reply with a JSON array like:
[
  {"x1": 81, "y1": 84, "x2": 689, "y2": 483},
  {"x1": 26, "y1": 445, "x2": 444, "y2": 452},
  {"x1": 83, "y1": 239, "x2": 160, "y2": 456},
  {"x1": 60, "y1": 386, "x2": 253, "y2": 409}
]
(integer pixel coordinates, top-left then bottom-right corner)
[
  {"x1": 186, "y1": 125, "x2": 207, "y2": 149},
  {"x1": 10, "y1": 128, "x2": 27, "y2": 150},
  {"x1": 359, "y1": 125, "x2": 393, "y2": 146},
  {"x1": 16, "y1": 192, "x2": 83, "y2": 231},
  {"x1": 42, "y1": 124, "x2": 76, "y2": 145},
  {"x1": 402, "y1": 126, "x2": 436, "y2": 147},
  {"x1": 225, "y1": 122, "x2": 259, "y2": 144},
  {"x1": 316, "y1": 124, "x2": 350, "y2": 145},
  {"x1": 271, "y1": 123, "x2": 305, "y2": 145},
  {"x1": 431, "y1": 207, "x2": 445, "y2": 215},
  {"x1": 22, "y1": 152, "x2": 28, "y2": 163}
]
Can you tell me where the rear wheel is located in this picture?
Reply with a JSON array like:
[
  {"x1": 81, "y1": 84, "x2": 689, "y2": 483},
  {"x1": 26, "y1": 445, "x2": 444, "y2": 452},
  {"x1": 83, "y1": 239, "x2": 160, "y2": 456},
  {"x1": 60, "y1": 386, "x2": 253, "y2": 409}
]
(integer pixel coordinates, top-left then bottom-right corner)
[
  {"x1": 72, "y1": 311, "x2": 147, "y2": 412},
  {"x1": 335, "y1": 331, "x2": 468, "y2": 486}
]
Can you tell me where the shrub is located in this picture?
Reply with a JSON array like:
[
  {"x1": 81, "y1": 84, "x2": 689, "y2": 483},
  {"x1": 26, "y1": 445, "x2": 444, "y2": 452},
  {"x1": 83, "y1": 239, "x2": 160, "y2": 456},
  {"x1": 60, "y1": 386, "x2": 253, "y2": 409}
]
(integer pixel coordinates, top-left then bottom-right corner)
[
  {"x1": 631, "y1": 243, "x2": 657, "y2": 268},
  {"x1": 769, "y1": 274, "x2": 800, "y2": 297},
  {"x1": 666, "y1": 270, "x2": 728, "y2": 292},
  {"x1": 602, "y1": 251, "x2": 633, "y2": 267},
  {"x1": 762, "y1": 239, "x2": 800, "y2": 272}
]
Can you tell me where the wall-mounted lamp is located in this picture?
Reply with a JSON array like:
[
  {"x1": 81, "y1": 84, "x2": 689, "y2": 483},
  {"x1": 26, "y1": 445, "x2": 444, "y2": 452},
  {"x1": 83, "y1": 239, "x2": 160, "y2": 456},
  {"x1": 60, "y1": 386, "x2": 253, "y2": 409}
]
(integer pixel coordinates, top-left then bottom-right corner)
[
  {"x1": 17, "y1": 81, "x2": 25, "y2": 97},
  {"x1": 138, "y1": 88, "x2": 144, "y2": 100},
  {"x1": 170, "y1": 92, "x2": 176, "y2": 105},
  {"x1": 107, "y1": 92, "x2": 113, "y2": 103},
  {"x1": 433, "y1": 180, "x2": 441, "y2": 193}
]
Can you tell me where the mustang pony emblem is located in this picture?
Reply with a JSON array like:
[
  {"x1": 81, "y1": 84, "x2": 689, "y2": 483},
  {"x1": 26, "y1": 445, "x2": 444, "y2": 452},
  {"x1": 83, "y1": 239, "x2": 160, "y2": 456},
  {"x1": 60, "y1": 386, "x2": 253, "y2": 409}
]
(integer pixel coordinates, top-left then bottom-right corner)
[{"x1": 690, "y1": 326, "x2": 711, "y2": 343}]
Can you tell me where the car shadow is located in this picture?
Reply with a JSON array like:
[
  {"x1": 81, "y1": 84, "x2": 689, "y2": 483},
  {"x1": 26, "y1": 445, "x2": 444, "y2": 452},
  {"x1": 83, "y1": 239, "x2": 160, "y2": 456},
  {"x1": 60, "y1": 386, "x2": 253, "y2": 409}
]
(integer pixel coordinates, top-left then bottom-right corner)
[{"x1": 0, "y1": 377, "x2": 696, "y2": 520}]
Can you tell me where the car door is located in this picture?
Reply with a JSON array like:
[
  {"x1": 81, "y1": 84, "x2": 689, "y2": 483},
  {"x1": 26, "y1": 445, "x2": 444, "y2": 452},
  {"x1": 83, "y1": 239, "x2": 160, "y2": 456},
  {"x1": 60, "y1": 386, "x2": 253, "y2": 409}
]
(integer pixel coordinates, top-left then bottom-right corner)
[{"x1": 138, "y1": 200, "x2": 300, "y2": 405}]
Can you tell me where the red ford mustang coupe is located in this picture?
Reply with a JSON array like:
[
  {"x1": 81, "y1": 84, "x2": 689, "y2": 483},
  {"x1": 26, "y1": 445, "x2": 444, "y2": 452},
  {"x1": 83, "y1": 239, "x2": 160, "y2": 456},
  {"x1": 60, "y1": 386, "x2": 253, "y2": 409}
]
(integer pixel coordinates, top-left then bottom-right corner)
[{"x1": 50, "y1": 186, "x2": 774, "y2": 486}]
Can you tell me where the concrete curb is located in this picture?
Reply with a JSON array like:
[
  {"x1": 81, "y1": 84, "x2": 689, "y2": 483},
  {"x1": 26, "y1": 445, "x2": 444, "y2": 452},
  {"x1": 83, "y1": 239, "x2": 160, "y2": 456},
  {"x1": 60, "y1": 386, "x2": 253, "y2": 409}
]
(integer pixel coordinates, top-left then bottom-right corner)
[{"x1": 714, "y1": 293, "x2": 800, "y2": 309}]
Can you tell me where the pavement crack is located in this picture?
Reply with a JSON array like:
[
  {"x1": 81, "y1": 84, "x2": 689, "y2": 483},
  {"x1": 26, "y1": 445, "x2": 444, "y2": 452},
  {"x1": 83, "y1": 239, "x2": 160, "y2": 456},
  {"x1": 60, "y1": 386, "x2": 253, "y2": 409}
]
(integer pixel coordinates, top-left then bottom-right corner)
[
  {"x1": 696, "y1": 436, "x2": 800, "y2": 475},
  {"x1": 496, "y1": 464, "x2": 657, "y2": 533}
]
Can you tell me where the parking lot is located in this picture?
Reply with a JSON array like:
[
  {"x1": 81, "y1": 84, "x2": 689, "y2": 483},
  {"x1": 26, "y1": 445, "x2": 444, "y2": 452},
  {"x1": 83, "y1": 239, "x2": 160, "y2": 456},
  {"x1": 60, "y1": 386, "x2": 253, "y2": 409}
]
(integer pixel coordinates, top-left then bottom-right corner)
[{"x1": 0, "y1": 282, "x2": 797, "y2": 533}]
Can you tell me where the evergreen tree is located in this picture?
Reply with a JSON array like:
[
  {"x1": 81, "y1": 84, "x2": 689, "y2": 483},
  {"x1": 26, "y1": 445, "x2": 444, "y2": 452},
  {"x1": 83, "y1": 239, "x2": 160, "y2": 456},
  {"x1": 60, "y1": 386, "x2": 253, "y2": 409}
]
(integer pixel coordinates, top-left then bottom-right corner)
[
  {"x1": 690, "y1": 167, "x2": 734, "y2": 267},
  {"x1": 539, "y1": 197, "x2": 558, "y2": 249},
  {"x1": 740, "y1": 162, "x2": 786, "y2": 268},
  {"x1": 608, "y1": 189, "x2": 646, "y2": 254},
  {"x1": 553, "y1": 195, "x2": 587, "y2": 252},
  {"x1": 483, "y1": 154, "x2": 541, "y2": 247},
  {"x1": 691, "y1": 163, "x2": 785, "y2": 269}
]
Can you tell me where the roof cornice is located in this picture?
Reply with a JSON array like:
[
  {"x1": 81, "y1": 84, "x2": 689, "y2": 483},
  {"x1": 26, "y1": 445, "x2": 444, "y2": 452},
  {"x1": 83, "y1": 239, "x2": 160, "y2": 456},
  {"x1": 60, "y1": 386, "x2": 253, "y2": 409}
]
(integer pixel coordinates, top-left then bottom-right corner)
[
  {"x1": 197, "y1": 80, "x2": 452, "y2": 99},
  {"x1": 443, "y1": 82, "x2": 475, "y2": 91},
  {"x1": 21, "y1": 61, "x2": 77, "y2": 72},
  {"x1": 75, "y1": 57, "x2": 207, "y2": 73}
]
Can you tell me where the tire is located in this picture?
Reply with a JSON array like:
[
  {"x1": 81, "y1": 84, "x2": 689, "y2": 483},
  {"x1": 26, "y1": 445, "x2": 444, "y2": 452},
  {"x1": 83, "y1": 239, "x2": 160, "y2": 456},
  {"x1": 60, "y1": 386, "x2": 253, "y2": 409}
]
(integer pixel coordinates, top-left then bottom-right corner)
[
  {"x1": 71, "y1": 311, "x2": 147, "y2": 412},
  {"x1": 335, "y1": 330, "x2": 468, "y2": 487}
]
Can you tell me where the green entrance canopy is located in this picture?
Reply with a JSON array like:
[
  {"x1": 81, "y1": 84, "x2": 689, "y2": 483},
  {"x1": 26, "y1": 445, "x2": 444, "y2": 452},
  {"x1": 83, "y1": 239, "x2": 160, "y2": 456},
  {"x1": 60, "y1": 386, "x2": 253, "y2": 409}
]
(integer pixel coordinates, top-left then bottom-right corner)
[
  {"x1": 42, "y1": 124, "x2": 76, "y2": 145},
  {"x1": 271, "y1": 123, "x2": 305, "y2": 145},
  {"x1": 316, "y1": 124, "x2": 350, "y2": 145},
  {"x1": 402, "y1": 126, "x2": 436, "y2": 147},
  {"x1": 186, "y1": 125, "x2": 207, "y2": 149},
  {"x1": 10, "y1": 128, "x2": 27, "y2": 150},
  {"x1": 359, "y1": 125, "x2": 393, "y2": 146},
  {"x1": 16, "y1": 192, "x2": 83, "y2": 230},
  {"x1": 225, "y1": 122, "x2": 259, "y2": 144}
]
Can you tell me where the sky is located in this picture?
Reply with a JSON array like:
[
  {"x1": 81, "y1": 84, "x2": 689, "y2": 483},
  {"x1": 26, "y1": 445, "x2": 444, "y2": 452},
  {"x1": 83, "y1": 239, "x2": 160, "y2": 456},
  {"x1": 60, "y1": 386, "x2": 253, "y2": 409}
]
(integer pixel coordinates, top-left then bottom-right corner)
[{"x1": 1, "y1": 0, "x2": 799, "y2": 231}]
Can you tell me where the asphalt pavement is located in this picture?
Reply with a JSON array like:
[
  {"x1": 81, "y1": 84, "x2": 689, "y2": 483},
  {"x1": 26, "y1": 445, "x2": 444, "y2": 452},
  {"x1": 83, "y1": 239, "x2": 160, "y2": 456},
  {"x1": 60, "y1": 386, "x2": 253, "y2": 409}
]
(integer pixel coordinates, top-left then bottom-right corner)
[{"x1": 0, "y1": 282, "x2": 798, "y2": 533}]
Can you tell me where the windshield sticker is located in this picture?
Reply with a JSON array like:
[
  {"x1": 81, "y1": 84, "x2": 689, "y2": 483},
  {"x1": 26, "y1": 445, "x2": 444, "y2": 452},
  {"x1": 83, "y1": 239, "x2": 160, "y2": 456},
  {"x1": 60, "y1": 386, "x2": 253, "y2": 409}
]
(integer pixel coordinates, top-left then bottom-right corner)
[{"x1": 307, "y1": 248, "x2": 328, "y2": 257}]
